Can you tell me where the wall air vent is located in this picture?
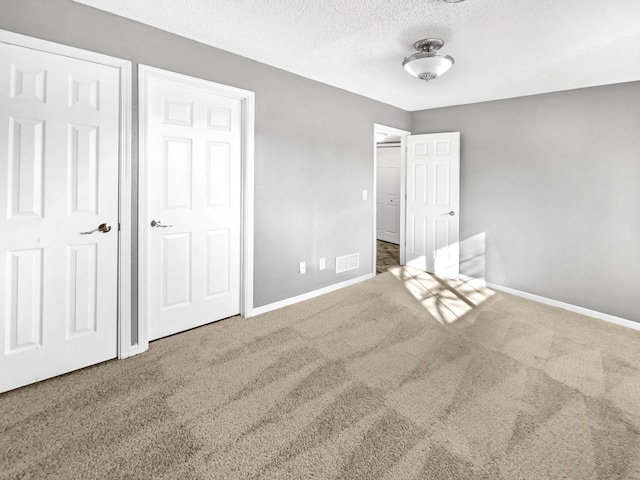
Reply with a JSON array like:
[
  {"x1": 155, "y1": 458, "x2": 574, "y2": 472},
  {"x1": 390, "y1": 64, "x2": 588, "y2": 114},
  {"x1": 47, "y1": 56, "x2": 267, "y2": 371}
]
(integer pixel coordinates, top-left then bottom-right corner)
[{"x1": 335, "y1": 253, "x2": 360, "y2": 274}]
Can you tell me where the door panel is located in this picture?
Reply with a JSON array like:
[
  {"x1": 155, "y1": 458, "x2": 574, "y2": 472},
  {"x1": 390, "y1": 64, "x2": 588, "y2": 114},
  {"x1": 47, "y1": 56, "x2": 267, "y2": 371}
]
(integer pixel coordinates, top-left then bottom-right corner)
[
  {"x1": 164, "y1": 137, "x2": 192, "y2": 208},
  {"x1": 7, "y1": 248, "x2": 43, "y2": 352},
  {"x1": 206, "y1": 229, "x2": 230, "y2": 298},
  {"x1": 144, "y1": 72, "x2": 241, "y2": 341},
  {"x1": 376, "y1": 146, "x2": 401, "y2": 244},
  {"x1": 162, "y1": 233, "x2": 192, "y2": 308},
  {"x1": 0, "y1": 42, "x2": 120, "y2": 392},
  {"x1": 208, "y1": 142, "x2": 231, "y2": 206},
  {"x1": 9, "y1": 118, "x2": 45, "y2": 218},
  {"x1": 406, "y1": 133, "x2": 460, "y2": 278},
  {"x1": 67, "y1": 243, "x2": 99, "y2": 336}
]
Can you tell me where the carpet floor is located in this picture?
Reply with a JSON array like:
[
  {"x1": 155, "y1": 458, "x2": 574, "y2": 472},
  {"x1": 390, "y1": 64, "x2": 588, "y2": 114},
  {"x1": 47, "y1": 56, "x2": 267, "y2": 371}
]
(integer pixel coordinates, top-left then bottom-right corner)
[{"x1": 1, "y1": 267, "x2": 639, "y2": 479}]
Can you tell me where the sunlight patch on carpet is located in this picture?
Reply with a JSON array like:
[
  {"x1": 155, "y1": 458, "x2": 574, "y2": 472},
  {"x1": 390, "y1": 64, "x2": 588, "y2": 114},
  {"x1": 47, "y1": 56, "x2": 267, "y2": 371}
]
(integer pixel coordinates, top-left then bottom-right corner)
[{"x1": 390, "y1": 266, "x2": 495, "y2": 325}]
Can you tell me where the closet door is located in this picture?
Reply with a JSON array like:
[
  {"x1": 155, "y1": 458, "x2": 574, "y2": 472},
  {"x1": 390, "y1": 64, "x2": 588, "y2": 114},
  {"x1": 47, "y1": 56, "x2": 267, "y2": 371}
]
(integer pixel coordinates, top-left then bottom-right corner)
[
  {"x1": 376, "y1": 145, "x2": 401, "y2": 244},
  {"x1": 141, "y1": 67, "x2": 242, "y2": 341},
  {"x1": 0, "y1": 41, "x2": 120, "y2": 392}
]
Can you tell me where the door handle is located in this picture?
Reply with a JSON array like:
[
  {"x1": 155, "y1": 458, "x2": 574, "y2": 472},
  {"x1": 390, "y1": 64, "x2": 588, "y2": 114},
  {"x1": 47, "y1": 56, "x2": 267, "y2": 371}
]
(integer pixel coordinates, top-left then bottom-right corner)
[
  {"x1": 81, "y1": 223, "x2": 111, "y2": 234},
  {"x1": 150, "y1": 219, "x2": 173, "y2": 228},
  {"x1": 442, "y1": 211, "x2": 456, "y2": 216}
]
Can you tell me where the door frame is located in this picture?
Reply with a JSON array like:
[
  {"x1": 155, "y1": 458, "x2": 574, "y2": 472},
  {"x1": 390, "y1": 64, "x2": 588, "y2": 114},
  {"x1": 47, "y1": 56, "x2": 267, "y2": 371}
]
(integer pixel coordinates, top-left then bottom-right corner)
[
  {"x1": 373, "y1": 123, "x2": 411, "y2": 271},
  {"x1": 0, "y1": 29, "x2": 133, "y2": 360},
  {"x1": 137, "y1": 65, "x2": 255, "y2": 354}
]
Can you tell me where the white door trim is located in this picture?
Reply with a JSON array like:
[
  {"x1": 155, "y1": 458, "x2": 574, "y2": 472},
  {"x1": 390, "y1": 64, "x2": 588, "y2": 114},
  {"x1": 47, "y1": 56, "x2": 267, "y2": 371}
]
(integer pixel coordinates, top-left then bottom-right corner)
[
  {"x1": 137, "y1": 65, "x2": 255, "y2": 352},
  {"x1": 0, "y1": 29, "x2": 133, "y2": 360},
  {"x1": 373, "y1": 123, "x2": 411, "y2": 272}
]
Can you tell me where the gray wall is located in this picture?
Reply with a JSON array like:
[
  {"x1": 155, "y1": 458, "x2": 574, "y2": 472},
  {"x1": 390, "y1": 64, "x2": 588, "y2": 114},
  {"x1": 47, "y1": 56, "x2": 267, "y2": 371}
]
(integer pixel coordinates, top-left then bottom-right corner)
[
  {"x1": 0, "y1": 1, "x2": 410, "y2": 340},
  {"x1": 411, "y1": 82, "x2": 640, "y2": 323},
  {"x1": 4, "y1": 1, "x2": 635, "y2": 330}
]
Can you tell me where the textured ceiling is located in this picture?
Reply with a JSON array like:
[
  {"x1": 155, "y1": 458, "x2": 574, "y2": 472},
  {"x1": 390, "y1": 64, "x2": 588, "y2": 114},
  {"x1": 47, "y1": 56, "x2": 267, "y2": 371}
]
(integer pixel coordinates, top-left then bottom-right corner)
[{"x1": 73, "y1": 0, "x2": 640, "y2": 111}]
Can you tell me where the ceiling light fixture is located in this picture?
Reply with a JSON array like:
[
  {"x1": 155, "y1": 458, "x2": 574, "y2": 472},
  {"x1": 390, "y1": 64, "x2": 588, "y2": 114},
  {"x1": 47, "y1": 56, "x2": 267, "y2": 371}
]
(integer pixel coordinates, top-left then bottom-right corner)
[
  {"x1": 442, "y1": 0, "x2": 466, "y2": 3},
  {"x1": 402, "y1": 38, "x2": 455, "y2": 82}
]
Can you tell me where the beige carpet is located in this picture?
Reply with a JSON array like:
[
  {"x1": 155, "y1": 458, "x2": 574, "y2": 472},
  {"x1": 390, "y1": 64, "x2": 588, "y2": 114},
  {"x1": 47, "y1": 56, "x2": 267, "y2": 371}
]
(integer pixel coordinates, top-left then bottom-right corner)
[{"x1": 2, "y1": 267, "x2": 640, "y2": 479}]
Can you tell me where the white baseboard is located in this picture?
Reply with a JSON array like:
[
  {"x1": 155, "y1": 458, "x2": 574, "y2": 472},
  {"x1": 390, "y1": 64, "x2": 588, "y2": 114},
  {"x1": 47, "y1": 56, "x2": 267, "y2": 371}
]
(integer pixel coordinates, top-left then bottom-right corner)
[
  {"x1": 459, "y1": 275, "x2": 640, "y2": 331},
  {"x1": 248, "y1": 273, "x2": 376, "y2": 317}
]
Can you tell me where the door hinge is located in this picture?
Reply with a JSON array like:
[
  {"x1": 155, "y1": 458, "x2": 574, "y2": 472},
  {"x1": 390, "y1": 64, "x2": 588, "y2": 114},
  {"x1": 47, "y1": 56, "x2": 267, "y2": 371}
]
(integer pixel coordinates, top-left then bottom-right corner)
[{"x1": 118, "y1": 223, "x2": 121, "y2": 231}]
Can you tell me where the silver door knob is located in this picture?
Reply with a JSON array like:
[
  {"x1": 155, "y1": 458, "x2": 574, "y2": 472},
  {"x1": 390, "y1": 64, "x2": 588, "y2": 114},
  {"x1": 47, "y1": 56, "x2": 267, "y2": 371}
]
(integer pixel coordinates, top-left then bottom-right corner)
[
  {"x1": 151, "y1": 219, "x2": 172, "y2": 228},
  {"x1": 81, "y1": 223, "x2": 111, "y2": 234},
  {"x1": 442, "y1": 211, "x2": 456, "y2": 216}
]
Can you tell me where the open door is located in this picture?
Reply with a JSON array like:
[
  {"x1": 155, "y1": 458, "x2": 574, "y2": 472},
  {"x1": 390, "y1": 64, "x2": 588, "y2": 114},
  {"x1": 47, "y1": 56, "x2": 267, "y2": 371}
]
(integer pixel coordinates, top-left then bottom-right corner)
[{"x1": 405, "y1": 132, "x2": 460, "y2": 278}]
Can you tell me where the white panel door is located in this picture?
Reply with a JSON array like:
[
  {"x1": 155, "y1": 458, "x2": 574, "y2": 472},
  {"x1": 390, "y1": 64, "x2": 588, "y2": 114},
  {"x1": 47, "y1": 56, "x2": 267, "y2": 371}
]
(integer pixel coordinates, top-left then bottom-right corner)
[
  {"x1": 0, "y1": 43, "x2": 120, "y2": 392},
  {"x1": 376, "y1": 146, "x2": 401, "y2": 244},
  {"x1": 406, "y1": 132, "x2": 460, "y2": 278},
  {"x1": 144, "y1": 72, "x2": 241, "y2": 341}
]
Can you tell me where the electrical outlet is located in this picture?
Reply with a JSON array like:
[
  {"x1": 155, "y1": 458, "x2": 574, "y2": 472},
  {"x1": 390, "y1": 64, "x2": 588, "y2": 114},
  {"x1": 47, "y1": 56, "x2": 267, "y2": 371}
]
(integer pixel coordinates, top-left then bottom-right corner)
[
  {"x1": 299, "y1": 261, "x2": 306, "y2": 274},
  {"x1": 362, "y1": 189, "x2": 368, "y2": 201},
  {"x1": 319, "y1": 258, "x2": 326, "y2": 270}
]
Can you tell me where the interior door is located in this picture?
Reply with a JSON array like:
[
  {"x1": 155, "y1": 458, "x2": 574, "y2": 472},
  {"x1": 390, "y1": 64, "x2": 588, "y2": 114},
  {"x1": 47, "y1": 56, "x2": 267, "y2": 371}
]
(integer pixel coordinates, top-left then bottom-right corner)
[
  {"x1": 376, "y1": 145, "x2": 401, "y2": 244},
  {"x1": 143, "y1": 70, "x2": 241, "y2": 341},
  {"x1": 406, "y1": 132, "x2": 460, "y2": 278},
  {"x1": 0, "y1": 42, "x2": 120, "y2": 392}
]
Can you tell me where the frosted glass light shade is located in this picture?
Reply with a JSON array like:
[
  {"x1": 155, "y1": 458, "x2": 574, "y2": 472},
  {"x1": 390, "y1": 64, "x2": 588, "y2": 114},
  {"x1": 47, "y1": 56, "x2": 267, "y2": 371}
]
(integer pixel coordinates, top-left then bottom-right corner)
[{"x1": 403, "y1": 53, "x2": 455, "y2": 81}]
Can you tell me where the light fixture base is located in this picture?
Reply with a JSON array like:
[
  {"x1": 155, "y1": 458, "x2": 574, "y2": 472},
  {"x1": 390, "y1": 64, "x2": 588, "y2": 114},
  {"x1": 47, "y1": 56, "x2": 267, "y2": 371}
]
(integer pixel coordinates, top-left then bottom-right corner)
[
  {"x1": 414, "y1": 38, "x2": 444, "y2": 53},
  {"x1": 418, "y1": 73, "x2": 438, "y2": 82}
]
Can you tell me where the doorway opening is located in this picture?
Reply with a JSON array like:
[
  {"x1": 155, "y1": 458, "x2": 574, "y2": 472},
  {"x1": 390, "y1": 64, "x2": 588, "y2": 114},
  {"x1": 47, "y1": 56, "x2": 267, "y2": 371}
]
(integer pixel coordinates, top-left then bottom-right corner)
[{"x1": 373, "y1": 123, "x2": 410, "y2": 275}]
